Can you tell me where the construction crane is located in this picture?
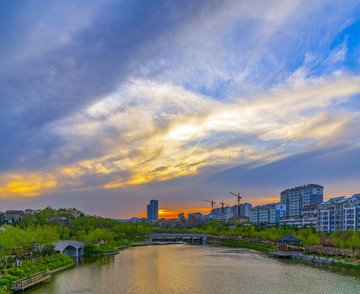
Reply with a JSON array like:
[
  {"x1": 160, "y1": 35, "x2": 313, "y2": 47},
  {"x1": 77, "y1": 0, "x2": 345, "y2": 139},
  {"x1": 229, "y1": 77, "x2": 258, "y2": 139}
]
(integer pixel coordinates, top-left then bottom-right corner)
[
  {"x1": 230, "y1": 192, "x2": 242, "y2": 216},
  {"x1": 220, "y1": 201, "x2": 230, "y2": 213},
  {"x1": 202, "y1": 199, "x2": 216, "y2": 211}
]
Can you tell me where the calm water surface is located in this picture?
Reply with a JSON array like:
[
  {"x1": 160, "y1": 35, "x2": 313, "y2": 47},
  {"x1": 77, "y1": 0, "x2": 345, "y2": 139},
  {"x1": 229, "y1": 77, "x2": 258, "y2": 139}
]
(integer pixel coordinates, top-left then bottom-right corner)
[{"x1": 27, "y1": 244, "x2": 360, "y2": 294}]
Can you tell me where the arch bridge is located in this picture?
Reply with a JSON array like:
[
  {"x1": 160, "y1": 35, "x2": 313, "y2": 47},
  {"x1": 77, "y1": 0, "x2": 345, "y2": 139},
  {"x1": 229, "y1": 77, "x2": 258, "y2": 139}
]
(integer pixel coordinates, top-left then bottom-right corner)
[
  {"x1": 54, "y1": 240, "x2": 84, "y2": 257},
  {"x1": 146, "y1": 234, "x2": 209, "y2": 244}
]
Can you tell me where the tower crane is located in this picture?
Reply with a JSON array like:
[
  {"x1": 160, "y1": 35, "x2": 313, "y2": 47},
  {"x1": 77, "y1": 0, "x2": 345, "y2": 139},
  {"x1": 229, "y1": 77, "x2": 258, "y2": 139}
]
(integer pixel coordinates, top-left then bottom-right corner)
[
  {"x1": 202, "y1": 199, "x2": 216, "y2": 211},
  {"x1": 220, "y1": 200, "x2": 230, "y2": 213},
  {"x1": 230, "y1": 192, "x2": 242, "y2": 216}
]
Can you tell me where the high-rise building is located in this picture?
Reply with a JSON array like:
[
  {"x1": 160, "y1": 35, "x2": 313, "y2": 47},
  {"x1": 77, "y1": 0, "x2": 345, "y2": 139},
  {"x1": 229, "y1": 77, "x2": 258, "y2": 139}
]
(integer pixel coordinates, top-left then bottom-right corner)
[
  {"x1": 147, "y1": 200, "x2": 158, "y2": 221},
  {"x1": 280, "y1": 184, "x2": 323, "y2": 216}
]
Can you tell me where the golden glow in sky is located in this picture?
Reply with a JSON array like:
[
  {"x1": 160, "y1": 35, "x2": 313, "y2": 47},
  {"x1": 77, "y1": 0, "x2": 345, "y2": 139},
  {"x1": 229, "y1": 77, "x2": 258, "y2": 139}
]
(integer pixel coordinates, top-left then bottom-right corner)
[
  {"x1": 138, "y1": 208, "x2": 212, "y2": 220},
  {"x1": 0, "y1": 173, "x2": 57, "y2": 198}
]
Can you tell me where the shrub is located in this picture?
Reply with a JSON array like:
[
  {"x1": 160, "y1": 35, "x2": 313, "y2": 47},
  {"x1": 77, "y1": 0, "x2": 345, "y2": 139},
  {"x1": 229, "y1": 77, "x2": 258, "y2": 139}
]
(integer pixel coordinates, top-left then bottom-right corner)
[
  {"x1": 0, "y1": 278, "x2": 11, "y2": 289},
  {"x1": 6, "y1": 254, "x2": 75, "y2": 277},
  {"x1": 84, "y1": 243, "x2": 118, "y2": 256}
]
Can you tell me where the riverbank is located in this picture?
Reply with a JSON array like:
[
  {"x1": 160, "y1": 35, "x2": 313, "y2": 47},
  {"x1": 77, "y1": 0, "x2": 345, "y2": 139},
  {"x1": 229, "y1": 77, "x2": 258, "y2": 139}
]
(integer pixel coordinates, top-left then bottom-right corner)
[
  {"x1": 211, "y1": 238, "x2": 360, "y2": 271},
  {"x1": 0, "y1": 254, "x2": 75, "y2": 293},
  {"x1": 49, "y1": 263, "x2": 74, "y2": 275},
  {"x1": 212, "y1": 239, "x2": 272, "y2": 253},
  {"x1": 83, "y1": 244, "x2": 119, "y2": 257},
  {"x1": 297, "y1": 254, "x2": 360, "y2": 270},
  {"x1": 91, "y1": 251, "x2": 119, "y2": 257}
]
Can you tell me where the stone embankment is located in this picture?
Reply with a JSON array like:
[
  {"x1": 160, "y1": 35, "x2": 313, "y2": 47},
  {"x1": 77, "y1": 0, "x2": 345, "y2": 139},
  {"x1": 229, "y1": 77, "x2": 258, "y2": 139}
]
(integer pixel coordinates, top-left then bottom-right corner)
[{"x1": 296, "y1": 254, "x2": 360, "y2": 268}]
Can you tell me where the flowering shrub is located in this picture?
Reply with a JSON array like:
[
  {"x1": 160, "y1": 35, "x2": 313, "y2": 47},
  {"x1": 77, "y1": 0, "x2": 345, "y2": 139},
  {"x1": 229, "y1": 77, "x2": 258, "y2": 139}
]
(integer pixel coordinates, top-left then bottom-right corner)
[{"x1": 304, "y1": 245, "x2": 358, "y2": 256}]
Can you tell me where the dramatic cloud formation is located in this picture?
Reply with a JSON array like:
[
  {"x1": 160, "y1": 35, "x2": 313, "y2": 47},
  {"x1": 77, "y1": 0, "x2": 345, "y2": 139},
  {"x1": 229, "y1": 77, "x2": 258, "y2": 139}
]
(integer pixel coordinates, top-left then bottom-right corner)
[{"x1": 0, "y1": 0, "x2": 359, "y2": 217}]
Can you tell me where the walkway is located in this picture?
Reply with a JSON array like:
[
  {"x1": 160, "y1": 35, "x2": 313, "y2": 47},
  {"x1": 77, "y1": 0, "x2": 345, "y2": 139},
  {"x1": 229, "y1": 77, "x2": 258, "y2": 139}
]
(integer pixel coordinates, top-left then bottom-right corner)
[{"x1": 11, "y1": 271, "x2": 51, "y2": 291}]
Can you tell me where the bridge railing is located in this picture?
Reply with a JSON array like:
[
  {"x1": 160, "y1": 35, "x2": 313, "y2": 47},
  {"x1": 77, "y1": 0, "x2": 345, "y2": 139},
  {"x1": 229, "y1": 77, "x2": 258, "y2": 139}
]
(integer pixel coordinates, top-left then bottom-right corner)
[{"x1": 11, "y1": 271, "x2": 51, "y2": 288}]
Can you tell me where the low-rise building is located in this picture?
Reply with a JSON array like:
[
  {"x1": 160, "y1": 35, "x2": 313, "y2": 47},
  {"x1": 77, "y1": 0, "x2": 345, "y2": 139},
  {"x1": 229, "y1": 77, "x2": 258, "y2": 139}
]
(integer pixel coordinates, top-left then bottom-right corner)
[
  {"x1": 5, "y1": 210, "x2": 24, "y2": 223},
  {"x1": 301, "y1": 205, "x2": 319, "y2": 228},
  {"x1": 228, "y1": 215, "x2": 250, "y2": 224},
  {"x1": 279, "y1": 205, "x2": 318, "y2": 229},
  {"x1": 279, "y1": 205, "x2": 318, "y2": 228}
]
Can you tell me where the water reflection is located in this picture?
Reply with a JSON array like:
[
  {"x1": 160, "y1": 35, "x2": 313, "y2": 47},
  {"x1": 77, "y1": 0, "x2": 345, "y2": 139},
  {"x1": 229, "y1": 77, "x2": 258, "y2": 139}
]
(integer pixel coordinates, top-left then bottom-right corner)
[{"x1": 27, "y1": 245, "x2": 360, "y2": 294}]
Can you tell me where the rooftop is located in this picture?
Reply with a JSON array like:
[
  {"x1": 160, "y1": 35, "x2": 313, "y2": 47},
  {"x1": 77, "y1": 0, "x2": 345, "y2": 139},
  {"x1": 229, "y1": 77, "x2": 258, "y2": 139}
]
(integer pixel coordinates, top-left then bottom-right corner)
[
  {"x1": 277, "y1": 233, "x2": 303, "y2": 243},
  {"x1": 281, "y1": 184, "x2": 323, "y2": 194}
]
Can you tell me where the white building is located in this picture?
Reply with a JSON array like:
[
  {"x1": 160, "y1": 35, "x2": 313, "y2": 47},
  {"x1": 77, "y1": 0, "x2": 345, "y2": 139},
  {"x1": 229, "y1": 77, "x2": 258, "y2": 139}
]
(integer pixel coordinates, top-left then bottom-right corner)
[
  {"x1": 318, "y1": 194, "x2": 360, "y2": 233},
  {"x1": 236, "y1": 203, "x2": 252, "y2": 217},
  {"x1": 280, "y1": 184, "x2": 323, "y2": 216},
  {"x1": 280, "y1": 205, "x2": 319, "y2": 228},
  {"x1": 211, "y1": 206, "x2": 234, "y2": 222},
  {"x1": 250, "y1": 203, "x2": 286, "y2": 224}
]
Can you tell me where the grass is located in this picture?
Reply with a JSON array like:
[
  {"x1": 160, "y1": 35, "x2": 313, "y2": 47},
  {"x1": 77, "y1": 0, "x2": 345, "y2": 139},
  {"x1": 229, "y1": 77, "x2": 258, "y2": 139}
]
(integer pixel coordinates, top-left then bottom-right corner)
[
  {"x1": 83, "y1": 244, "x2": 119, "y2": 257},
  {"x1": 214, "y1": 240, "x2": 271, "y2": 253}
]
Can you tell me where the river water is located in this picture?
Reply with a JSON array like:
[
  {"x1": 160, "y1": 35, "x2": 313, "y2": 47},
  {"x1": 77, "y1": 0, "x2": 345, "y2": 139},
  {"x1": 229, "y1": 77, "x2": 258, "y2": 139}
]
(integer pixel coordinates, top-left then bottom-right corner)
[{"x1": 27, "y1": 244, "x2": 360, "y2": 294}]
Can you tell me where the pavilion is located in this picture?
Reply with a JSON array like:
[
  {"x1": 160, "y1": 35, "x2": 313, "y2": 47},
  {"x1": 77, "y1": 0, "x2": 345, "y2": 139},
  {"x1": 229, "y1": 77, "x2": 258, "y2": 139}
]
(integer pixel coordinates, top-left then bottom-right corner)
[
  {"x1": 277, "y1": 233, "x2": 302, "y2": 252},
  {"x1": 269, "y1": 233, "x2": 303, "y2": 257}
]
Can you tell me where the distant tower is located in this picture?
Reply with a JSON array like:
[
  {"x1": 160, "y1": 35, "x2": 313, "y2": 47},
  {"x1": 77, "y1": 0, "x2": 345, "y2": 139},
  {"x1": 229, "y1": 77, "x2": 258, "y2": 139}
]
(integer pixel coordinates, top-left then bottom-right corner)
[{"x1": 147, "y1": 200, "x2": 158, "y2": 221}]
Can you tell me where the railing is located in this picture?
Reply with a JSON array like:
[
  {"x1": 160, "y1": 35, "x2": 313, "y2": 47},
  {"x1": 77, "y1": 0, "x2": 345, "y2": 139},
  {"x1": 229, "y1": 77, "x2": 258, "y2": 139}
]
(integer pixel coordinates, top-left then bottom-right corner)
[{"x1": 11, "y1": 271, "x2": 51, "y2": 289}]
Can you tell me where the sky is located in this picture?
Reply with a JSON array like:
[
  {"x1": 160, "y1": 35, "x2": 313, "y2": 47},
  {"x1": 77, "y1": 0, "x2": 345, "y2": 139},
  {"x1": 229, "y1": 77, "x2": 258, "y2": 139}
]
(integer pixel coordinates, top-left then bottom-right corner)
[{"x1": 1, "y1": 0, "x2": 360, "y2": 219}]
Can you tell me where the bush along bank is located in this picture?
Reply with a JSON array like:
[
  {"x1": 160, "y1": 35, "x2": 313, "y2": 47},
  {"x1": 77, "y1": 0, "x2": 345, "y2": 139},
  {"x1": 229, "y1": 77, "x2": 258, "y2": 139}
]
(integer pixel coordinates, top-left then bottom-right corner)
[
  {"x1": 83, "y1": 244, "x2": 119, "y2": 257},
  {"x1": 209, "y1": 238, "x2": 272, "y2": 253},
  {"x1": 113, "y1": 239, "x2": 132, "y2": 248},
  {"x1": 0, "y1": 254, "x2": 75, "y2": 292}
]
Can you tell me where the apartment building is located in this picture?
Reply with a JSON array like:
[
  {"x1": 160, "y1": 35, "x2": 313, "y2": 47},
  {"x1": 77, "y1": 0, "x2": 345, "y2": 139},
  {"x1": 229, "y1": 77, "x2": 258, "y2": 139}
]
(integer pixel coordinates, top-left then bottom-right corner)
[
  {"x1": 231, "y1": 203, "x2": 252, "y2": 217},
  {"x1": 318, "y1": 194, "x2": 360, "y2": 233},
  {"x1": 280, "y1": 184, "x2": 323, "y2": 216},
  {"x1": 250, "y1": 203, "x2": 286, "y2": 224},
  {"x1": 279, "y1": 205, "x2": 319, "y2": 228}
]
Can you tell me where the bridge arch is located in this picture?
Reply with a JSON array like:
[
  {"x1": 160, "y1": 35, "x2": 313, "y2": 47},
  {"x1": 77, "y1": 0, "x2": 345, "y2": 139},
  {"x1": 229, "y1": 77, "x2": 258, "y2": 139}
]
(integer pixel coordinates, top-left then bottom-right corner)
[{"x1": 54, "y1": 241, "x2": 84, "y2": 257}]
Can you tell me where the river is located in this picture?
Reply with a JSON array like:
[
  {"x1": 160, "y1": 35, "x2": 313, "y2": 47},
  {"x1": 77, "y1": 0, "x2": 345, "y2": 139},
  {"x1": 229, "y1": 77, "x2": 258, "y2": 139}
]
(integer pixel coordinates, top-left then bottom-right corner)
[{"x1": 27, "y1": 244, "x2": 360, "y2": 294}]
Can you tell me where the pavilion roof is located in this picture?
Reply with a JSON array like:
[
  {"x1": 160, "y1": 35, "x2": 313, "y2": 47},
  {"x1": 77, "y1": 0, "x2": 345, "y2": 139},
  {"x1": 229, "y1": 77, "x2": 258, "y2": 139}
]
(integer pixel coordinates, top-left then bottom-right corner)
[{"x1": 277, "y1": 233, "x2": 302, "y2": 243}]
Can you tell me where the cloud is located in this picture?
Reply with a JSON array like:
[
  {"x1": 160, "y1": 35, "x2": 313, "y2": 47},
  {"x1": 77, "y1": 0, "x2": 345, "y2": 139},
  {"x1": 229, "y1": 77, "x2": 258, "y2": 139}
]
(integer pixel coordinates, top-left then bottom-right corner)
[
  {"x1": 0, "y1": 0, "x2": 360, "y2": 214},
  {"x1": 0, "y1": 72, "x2": 353, "y2": 196},
  {"x1": 0, "y1": 173, "x2": 56, "y2": 198}
]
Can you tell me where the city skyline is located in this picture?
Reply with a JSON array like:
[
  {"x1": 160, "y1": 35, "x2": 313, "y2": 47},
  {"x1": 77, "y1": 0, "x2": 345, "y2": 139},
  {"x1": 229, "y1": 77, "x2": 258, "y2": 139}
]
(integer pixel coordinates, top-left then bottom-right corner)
[{"x1": 1, "y1": 1, "x2": 360, "y2": 219}]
